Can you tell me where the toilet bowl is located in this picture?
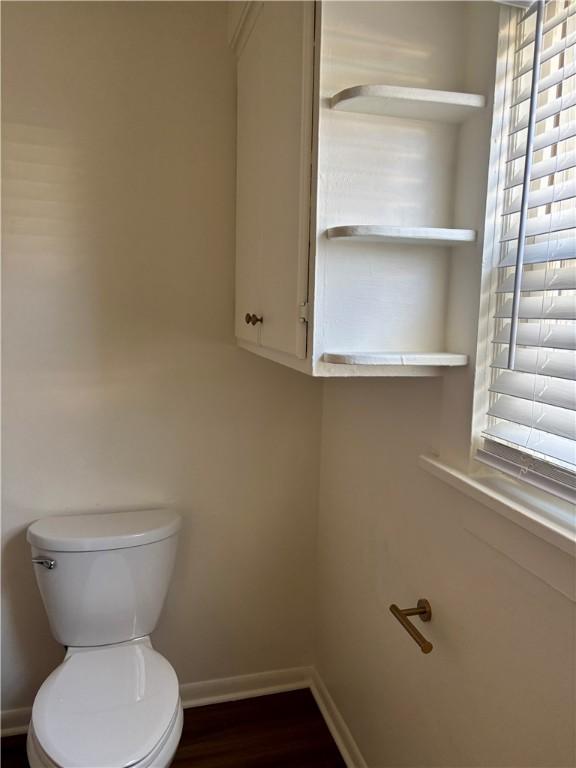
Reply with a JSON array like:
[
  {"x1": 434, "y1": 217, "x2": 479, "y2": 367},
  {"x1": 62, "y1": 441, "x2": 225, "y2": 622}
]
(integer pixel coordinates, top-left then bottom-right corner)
[{"x1": 26, "y1": 509, "x2": 183, "y2": 768}]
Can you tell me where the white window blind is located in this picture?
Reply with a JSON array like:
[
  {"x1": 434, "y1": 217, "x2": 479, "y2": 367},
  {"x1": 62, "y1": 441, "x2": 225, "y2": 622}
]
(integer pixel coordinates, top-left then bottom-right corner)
[{"x1": 477, "y1": 0, "x2": 576, "y2": 502}]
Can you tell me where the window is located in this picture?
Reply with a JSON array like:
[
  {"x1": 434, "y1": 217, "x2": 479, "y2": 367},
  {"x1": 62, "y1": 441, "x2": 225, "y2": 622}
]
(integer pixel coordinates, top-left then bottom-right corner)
[{"x1": 476, "y1": 0, "x2": 576, "y2": 503}]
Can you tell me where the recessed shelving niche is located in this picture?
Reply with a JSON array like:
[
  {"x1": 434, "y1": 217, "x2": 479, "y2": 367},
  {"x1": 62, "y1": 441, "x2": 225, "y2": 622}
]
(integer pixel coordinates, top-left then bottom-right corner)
[
  {"x1": 330, "y1": 84, "x2": 485, "y2": 123},
  {"x1": 317, "y1": 71, "x2": 485, "y2": 376}
]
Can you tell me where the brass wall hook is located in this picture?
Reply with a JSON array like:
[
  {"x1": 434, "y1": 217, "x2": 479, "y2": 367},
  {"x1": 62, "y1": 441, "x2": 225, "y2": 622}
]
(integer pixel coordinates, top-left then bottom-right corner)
[{"x1": 389, "y1": 599, "x2": 433, "y2": 654}]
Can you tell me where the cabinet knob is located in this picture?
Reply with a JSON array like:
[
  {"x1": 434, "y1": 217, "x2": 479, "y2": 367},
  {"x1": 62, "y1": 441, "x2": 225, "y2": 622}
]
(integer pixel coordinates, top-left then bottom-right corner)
[{"x1": 245, "y1": 313, "x2": 263, "y2": 326}]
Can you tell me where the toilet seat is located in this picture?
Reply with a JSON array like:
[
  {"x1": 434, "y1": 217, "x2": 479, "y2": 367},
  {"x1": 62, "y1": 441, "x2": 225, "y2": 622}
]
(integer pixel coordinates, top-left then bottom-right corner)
[
  {"x1": 30, "y1": 642, "x2": 180, "y2": 768},
  {"x1": 28, "y1": 706, "x2": 183, "y2": 768}
]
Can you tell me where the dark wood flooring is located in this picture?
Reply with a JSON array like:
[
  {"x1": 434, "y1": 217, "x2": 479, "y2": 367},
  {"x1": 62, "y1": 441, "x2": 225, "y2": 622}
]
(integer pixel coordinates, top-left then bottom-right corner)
[{"x1": 1, "y1": 689, "x2": 346, "y2": 767}]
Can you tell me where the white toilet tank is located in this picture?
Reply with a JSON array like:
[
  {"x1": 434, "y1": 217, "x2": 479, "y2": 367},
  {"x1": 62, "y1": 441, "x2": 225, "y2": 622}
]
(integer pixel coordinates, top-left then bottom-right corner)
[{"x1": 27, "y1": 509, "x2": 181, "y2": 647}]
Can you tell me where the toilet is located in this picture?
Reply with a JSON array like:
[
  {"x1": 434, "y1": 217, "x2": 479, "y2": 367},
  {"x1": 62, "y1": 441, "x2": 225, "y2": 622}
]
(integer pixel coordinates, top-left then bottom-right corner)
[{"x1": 26, "y1": 509, "x2": 183, "y2": 768}]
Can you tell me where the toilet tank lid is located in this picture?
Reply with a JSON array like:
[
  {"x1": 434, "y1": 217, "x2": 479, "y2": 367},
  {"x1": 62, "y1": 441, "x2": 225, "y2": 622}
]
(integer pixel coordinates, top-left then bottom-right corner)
[{"x1": 27, "y1": 509, "x2": 181, "y2": 552}]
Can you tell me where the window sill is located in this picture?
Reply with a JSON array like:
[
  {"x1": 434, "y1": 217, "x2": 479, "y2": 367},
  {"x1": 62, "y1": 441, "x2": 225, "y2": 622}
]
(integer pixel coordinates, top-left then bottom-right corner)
[{"x1": 419, "y1": 454, "x2": 576, "y2": 600}]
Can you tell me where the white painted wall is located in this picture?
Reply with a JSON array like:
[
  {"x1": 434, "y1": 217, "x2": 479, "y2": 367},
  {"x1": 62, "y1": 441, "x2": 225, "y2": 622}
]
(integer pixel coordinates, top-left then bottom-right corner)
[
  {"x1": 317, "y1": 379, "x2": 576, "y2": 767},
  {"x1": 1, "y1": 1, "x2": 322, "y2": 713},
  {"x1": 314, "y1": 3, "x2": 576, "y2": 767}
]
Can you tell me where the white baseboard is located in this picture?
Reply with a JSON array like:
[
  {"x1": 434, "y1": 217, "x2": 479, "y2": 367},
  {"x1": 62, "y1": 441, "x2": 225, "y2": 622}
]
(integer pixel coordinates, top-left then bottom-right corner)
[
  {"x1": 310, "y1": 669, "x2": 368, "y2": 768},
  {"x1": 179, "y1": 665, "x2": 313, "y2": 709},
  {"x1": 2, "y1": 665, "x2": 367, "y2": 768},
  {"x1": 2, "y1": 707, "x2": 31, "y2": 737}
]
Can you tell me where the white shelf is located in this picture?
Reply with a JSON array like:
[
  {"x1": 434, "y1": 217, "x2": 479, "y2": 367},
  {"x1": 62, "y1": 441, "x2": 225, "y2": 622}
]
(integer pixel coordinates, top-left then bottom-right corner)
[
  {"x1": 322, "y1": 352, "x2": 468, "y2": 367},
  {"x1": 330, "y1": 84, "x2": 485, "y2": 123},
  {"x1": 326, "y1": 225, "x2": 477, "y2": 246}
]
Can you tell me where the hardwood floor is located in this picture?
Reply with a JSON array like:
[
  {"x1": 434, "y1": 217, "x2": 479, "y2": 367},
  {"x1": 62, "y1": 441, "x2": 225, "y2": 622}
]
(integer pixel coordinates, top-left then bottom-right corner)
[{"x1": 1, "y1": 689, "x2": 346, "y2": 767}]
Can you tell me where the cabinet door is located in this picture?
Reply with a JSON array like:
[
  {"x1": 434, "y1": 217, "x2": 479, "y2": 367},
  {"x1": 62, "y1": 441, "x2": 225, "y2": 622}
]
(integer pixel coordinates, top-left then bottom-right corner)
[{"x1": 235, "y1": 2, "x2": 314, "y2": 359}]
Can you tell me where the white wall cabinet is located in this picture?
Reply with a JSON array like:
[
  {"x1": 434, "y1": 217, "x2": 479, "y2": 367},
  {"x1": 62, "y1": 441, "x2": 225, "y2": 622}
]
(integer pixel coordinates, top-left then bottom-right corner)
[
  {"x1": 232, "y1": 1, "x2": 314, "y2": 364},
  {"x1": 230, "y1": 2, "x2": 490, "y2": 377}
]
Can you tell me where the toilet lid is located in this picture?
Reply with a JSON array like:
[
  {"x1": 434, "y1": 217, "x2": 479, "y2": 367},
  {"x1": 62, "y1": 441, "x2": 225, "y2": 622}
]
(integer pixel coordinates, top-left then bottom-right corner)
[{"x1": 32, "y1": 643, "x2": 179, "y2": 768}]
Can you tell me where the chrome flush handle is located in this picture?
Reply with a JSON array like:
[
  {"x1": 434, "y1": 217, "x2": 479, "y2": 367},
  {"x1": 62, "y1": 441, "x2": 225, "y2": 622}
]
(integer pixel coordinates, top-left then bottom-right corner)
[{"x1": 32, "y1": 557, "x2": 56, "y2": 570}]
